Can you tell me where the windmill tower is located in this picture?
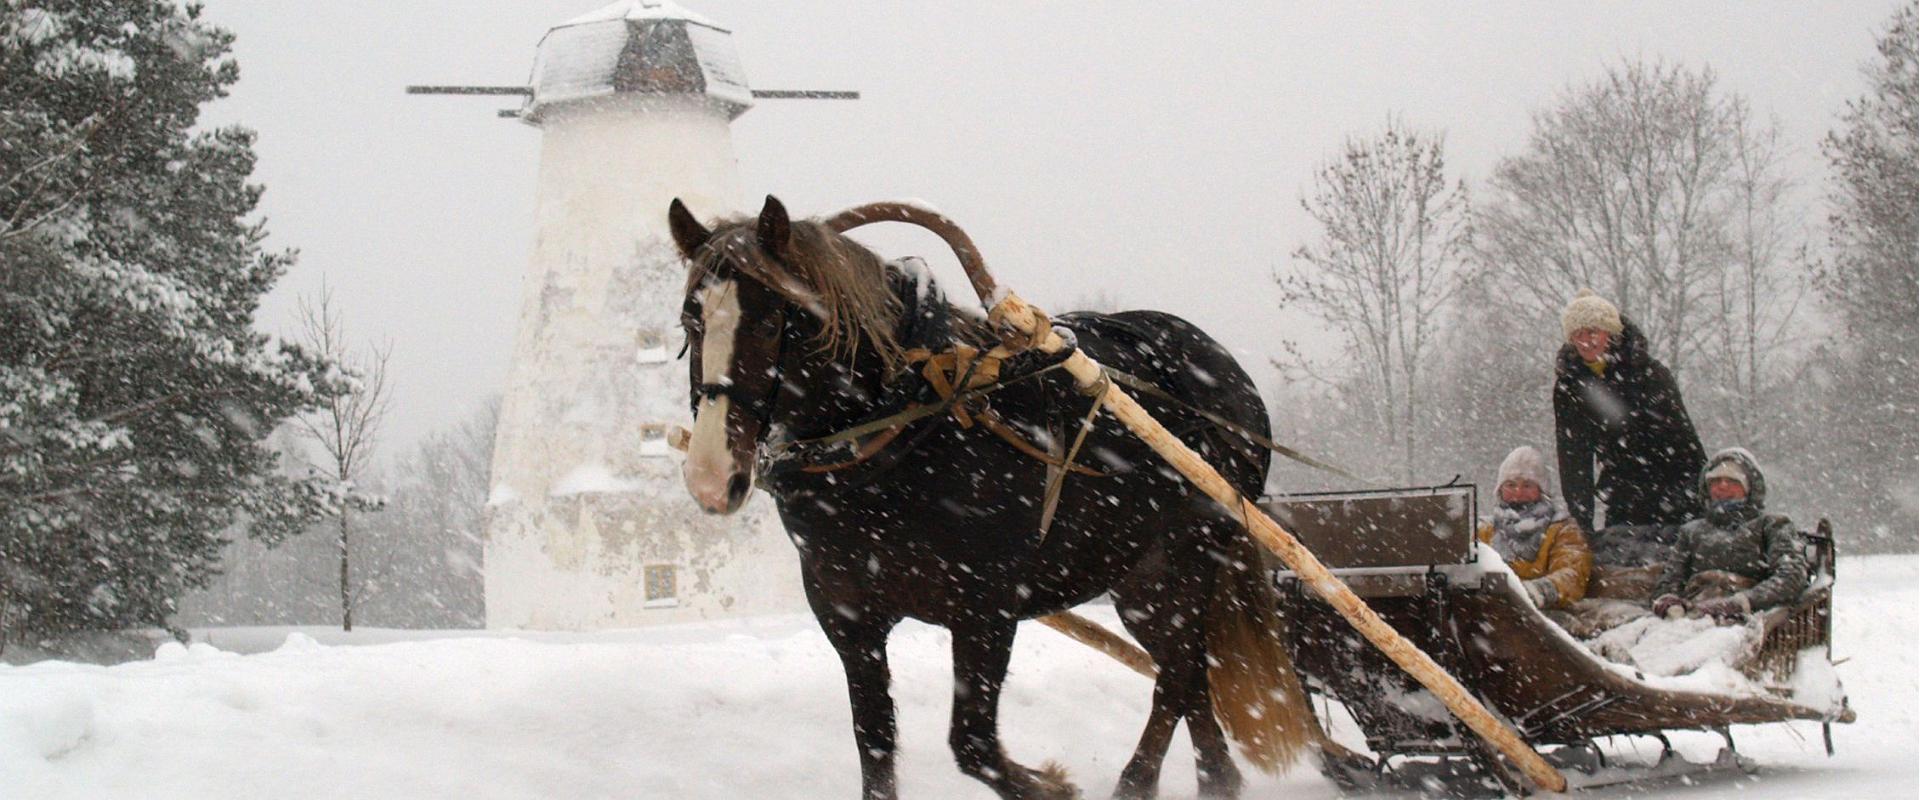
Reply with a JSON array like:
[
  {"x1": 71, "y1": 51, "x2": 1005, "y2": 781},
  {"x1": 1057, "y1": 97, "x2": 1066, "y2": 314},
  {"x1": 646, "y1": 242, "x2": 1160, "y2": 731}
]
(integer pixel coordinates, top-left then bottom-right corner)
[{"x1": 411, "y1": 1, "x2": 853, "y2": 629}]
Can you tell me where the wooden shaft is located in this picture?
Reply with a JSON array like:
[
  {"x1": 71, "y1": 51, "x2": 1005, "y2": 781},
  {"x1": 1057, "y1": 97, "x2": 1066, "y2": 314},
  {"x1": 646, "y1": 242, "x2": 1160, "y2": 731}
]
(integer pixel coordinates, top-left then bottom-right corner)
[
  {"x1": 993, "y1": 292, "x2": 1567, "y2": 793},
  {"x1": 1037, "y1": 613, "x2": 1158, "y2": 679}
]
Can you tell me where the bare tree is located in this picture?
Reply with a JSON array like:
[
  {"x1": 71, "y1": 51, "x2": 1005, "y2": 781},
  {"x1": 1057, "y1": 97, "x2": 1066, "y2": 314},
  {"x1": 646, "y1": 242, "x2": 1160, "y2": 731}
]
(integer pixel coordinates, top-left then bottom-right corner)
[
  {"x1": 1474, "y1": 60, "x2": 1746, "y2": 367},
  {"x1": 294, "y1": 287, "x2": 392, "y2": 631},
  {"x1": 1695, "y1": 117, "x2": 1811, "y2": 446},
  {"x1": 1275, "y1": 119, "x2": 1470, "y2": 481}
]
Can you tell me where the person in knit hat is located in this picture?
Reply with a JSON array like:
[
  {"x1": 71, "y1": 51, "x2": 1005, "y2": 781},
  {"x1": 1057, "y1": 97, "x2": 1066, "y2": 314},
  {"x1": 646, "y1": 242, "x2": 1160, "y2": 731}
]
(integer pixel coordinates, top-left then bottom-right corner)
[
  {"x1": 1650, "y1": 448, "x2": 1810, "y2": 622},
  {"x1": 1476, "y1": 445, "x2": 1592, "y2": 610},
  {"x1": 1552, "y1": 289, "x2": 1706, "y2": 534}
]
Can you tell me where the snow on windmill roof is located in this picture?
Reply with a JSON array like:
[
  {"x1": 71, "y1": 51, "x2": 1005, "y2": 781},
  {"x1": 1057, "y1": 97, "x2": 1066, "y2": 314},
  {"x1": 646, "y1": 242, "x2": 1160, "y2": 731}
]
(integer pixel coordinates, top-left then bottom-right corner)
[
  {"x1": 525, "y1": 0, "x2": 751, "y2": 123},
  {"x1": 564, "y1": 0, "x2": 724, "y2": 30}
]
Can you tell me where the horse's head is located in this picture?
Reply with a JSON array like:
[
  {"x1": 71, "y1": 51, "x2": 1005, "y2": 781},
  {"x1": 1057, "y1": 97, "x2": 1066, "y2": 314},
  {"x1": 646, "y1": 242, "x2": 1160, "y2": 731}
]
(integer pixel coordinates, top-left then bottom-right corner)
[{"x1": 670, "y1": 195, "x2": 910, "y2": 514}]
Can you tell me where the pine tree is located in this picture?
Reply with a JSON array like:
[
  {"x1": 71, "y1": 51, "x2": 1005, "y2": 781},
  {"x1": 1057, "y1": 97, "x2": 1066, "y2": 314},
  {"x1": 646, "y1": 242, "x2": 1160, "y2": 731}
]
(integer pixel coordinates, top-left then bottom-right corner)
[{"x1": 0, "y1": 1, "x2": 341, "y2": 644}]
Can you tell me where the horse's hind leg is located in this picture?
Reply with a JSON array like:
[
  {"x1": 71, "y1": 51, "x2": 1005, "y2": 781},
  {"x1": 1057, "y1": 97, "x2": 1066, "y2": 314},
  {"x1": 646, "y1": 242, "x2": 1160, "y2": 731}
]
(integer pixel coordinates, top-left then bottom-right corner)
[
  {"x1": 949, "y1": 620, "x2": 1081, "y2": 800},
  {"x1": 1185, "y1": 701, "x2": 1242, "y2": 799},
  {"x1": 1111, "y1": 642, "x2": 1240, "y2": 799},
  {"x1": 1113, "y1": 575, "x2": 1238, "y2": 799},
  {"x1": 1112, "y1": 664, "x2": 1191, "y2": 799}
]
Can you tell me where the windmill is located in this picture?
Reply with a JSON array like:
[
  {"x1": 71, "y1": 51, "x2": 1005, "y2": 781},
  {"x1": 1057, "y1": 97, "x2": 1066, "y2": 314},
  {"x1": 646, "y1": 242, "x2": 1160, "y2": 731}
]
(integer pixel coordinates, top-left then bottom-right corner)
[{"x1": 410, "y1": 1, "x2": 853, "y2": 630}]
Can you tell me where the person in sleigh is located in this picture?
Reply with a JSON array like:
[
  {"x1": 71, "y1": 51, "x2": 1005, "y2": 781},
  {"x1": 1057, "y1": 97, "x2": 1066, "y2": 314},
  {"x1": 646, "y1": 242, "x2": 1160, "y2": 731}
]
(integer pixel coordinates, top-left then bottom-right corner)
[
  {"x1": 1476, "y1": 445, "x2": 1592, "y2": 610},
  {"x1": 1650, "y1": 448, "x2": 1811, "y2": 623}
]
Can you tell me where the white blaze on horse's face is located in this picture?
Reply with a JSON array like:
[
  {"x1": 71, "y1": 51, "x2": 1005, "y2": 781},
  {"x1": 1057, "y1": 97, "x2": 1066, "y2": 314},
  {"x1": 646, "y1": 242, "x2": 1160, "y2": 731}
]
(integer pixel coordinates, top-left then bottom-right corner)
[{"x1": 686, "y1": 278, "x2": 751, "y2": 514}]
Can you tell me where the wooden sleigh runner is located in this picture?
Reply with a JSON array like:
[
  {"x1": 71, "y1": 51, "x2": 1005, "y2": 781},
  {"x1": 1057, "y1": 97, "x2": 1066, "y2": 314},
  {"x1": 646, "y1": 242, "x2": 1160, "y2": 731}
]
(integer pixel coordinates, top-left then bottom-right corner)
[{"x1": 1258, "y1": 486, "x2": 1854, "y2": 795}]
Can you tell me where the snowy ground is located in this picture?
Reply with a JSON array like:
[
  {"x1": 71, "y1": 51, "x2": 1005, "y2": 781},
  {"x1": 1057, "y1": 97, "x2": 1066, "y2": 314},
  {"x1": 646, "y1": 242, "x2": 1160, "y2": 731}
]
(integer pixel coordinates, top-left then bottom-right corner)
[{"x1": 2, "y1": 556, "x2": 1913, "y2": 800}]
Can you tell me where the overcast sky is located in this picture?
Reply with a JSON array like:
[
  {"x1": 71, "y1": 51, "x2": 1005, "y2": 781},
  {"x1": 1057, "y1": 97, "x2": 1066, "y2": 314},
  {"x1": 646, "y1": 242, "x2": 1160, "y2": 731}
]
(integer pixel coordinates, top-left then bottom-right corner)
[{"x1": 190, "y1": 1, "x2": 1895, "y2": 458}]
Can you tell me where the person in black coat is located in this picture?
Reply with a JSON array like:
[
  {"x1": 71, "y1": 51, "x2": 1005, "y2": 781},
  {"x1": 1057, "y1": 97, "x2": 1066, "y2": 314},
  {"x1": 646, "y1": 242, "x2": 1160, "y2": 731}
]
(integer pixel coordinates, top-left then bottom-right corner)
[{"x1": 1553, "y1": 290, "x2": 1706, "y2": 533}]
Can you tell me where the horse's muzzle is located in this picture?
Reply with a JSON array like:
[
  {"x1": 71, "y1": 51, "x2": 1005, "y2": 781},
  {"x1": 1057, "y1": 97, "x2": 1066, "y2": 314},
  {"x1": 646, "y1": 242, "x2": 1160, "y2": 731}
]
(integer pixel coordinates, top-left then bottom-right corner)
[{"x1": 685, "y1": 461, "x2": 753, "y2": 515}]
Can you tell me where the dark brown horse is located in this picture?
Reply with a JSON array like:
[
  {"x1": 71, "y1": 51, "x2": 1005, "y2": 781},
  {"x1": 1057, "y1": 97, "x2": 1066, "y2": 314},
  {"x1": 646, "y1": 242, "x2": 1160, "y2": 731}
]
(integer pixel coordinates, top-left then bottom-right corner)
[{"x1": 670, "y1": 196, "x2": 1312, "y2": 799}]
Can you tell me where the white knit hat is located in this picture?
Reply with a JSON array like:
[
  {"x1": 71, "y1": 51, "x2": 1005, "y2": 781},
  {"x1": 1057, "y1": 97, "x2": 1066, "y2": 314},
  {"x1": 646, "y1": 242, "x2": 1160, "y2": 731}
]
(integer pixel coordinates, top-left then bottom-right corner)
[
  {"x1": 1702, "y1": 458, "x2": 1749, "y2": 490},
  {"x1": 1562, "y1": 288, "x2": 1624, "y2": 341},
  {"x1": 1497, "y1": 445, "x2": 1552, "y2": 495}
]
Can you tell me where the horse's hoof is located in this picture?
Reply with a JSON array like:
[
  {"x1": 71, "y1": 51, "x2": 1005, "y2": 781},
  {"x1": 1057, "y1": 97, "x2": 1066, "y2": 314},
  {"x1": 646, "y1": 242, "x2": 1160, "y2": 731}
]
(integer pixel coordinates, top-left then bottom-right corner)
[
  {"x1": 1197, "y1": 763, "x2": 1242, "y2": 799},
  {"x1": 1029, "y1": 761, "x2": 1082, "y2": 800}
]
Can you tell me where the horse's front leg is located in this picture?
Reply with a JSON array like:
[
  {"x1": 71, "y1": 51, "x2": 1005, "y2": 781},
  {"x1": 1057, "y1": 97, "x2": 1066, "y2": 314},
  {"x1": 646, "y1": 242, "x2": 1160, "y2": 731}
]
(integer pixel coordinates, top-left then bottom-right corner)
[
  {"x1": 949, "y1": 620, "x2": 1081, "y2": 800},
  {"x1": 817, "y1": 599, "x2": 902, "y2": 800}
]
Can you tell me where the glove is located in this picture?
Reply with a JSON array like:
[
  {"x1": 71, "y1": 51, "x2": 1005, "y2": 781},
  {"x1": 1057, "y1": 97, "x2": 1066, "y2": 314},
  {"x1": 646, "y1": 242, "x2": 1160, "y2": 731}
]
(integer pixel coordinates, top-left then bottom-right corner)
[
  {"x1": 1523, "y1": 579, "x2": 1558, "y2": 609},
  {"x1": 1651, "y1": 594, "x2": 1687, "y2": 619},
  {"x1": 1692, "y1": 594, "x2": 1751, "y2": 623}
]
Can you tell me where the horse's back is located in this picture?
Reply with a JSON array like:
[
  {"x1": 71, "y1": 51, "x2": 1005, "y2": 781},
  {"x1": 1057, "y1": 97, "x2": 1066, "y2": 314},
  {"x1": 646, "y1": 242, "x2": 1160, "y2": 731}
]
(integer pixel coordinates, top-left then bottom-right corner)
[{"x1": 1057, "y1": 309, "x2": 1271, "y2": 496}]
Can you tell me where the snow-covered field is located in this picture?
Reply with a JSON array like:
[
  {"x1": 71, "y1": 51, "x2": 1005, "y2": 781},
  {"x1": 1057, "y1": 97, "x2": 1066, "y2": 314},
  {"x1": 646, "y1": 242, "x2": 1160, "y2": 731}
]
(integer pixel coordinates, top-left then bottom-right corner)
[{"x1": 2, "y1": 556, "x2": 1913, "y2": 799}]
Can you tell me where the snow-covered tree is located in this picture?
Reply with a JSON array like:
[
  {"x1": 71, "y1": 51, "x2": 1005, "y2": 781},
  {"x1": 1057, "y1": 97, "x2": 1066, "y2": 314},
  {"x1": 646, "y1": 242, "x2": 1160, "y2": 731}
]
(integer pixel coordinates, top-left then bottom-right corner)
[
  {"x1": 1275, "y1": 119, "x2": 1469, "y2": 482},
  {"x1": 0, "y1": 1, "x2": 340, "y2": 645}
]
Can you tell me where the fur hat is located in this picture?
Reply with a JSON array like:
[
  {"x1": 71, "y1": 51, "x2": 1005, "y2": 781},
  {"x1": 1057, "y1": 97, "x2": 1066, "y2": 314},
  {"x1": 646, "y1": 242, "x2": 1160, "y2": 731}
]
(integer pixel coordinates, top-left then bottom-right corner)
[
  {"x1": 1497, "y1": 445, "x2": 1552, "y2": 495},
  {"x1": 1562, "y1": 289, "x2": 1624, "y2": 341}
]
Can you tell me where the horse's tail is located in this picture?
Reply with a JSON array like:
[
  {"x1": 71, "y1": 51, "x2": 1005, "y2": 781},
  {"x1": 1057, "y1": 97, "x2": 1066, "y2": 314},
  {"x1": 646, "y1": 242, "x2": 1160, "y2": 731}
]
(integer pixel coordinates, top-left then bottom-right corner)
[{"x1": 1206, "y1": 532, "x2": 1317, "y2": 774}]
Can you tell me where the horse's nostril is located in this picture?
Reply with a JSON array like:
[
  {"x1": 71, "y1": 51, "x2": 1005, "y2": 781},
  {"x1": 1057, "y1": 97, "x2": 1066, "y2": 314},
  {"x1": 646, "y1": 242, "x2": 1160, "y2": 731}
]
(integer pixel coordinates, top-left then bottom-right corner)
[{"x1": 726, "y1": 473, "x2": 751, "y2": 507}]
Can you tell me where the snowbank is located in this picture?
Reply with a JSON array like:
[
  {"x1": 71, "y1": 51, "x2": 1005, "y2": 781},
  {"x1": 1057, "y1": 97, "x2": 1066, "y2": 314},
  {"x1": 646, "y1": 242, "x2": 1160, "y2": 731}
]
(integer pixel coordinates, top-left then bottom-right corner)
[{"x1": 0, "y1": 555, "x2": 1912, "y2": 799}]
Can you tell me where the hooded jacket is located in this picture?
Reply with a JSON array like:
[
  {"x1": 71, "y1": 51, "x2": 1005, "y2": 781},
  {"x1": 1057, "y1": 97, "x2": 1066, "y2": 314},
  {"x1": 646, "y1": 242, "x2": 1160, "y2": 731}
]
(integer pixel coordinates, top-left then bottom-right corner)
[
  {"x1": 1652, "y1": 448, "x2": 1810, "y2": 612},
  {"x1": 1553, "y1": 319, "x2": 1706, "y2": 531}
]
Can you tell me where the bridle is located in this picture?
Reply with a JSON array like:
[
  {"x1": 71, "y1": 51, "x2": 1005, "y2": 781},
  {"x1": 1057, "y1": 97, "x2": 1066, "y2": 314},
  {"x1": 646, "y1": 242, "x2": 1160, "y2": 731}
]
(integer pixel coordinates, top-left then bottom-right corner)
[{"x1": 688, "y1": 283, "x2": 795, "y2": 464}]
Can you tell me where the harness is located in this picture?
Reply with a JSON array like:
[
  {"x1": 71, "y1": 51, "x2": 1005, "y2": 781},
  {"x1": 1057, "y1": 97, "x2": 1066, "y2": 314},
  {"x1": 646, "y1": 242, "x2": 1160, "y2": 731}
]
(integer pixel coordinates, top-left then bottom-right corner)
[
  {"x1": 682, "y1": 260, "x2": 1364, "y2": 517},
  {"x1": 755, "y1": 308, "x2": 1366, "y2": 501}
]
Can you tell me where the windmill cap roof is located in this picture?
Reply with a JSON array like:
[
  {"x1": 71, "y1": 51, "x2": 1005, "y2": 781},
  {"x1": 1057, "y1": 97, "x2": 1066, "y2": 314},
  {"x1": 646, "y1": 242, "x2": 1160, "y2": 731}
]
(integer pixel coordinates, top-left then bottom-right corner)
[{"x1": 564, "y1": 0, "x2": 724, "y2": 31}]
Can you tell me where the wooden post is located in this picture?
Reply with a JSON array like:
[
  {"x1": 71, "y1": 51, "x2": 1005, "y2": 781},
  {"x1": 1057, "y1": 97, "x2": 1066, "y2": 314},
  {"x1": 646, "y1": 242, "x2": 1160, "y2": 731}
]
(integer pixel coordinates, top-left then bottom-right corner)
[{"x1": 988, "y1": 292, "x2": 1566, "y2": 792}]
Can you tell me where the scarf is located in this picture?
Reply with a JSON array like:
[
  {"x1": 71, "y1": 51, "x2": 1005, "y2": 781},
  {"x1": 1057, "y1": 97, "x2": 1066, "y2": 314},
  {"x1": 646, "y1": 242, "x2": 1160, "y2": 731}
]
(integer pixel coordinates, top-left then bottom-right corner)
[
  {"x1": 1489, "y1": 499, "x2": 1560, "y2": 563},
  {"x1": 1705, "y1": 499, "x2": 1759, "y2": 528}
]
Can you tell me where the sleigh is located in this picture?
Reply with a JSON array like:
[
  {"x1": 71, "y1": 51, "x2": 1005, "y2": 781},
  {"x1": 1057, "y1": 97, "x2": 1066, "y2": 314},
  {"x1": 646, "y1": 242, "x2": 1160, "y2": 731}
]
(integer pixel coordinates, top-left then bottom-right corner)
[{"x1": 1258, "y1": 485, "x2": 1853, "y2": 794}]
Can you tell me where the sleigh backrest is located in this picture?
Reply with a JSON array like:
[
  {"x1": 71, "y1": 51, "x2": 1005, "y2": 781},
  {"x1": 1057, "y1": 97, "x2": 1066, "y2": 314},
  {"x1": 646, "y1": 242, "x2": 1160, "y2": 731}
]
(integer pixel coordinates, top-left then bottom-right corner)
[{"x1": 1257, "y1": 485, "x2": 1478, "y2": 570}]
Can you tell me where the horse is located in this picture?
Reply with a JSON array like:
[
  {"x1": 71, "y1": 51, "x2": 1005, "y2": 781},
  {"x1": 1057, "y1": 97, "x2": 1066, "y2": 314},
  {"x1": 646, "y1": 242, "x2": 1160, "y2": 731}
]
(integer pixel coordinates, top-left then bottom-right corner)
[{"x1": 669, "y1": 195, "x2": 1314, "y2": 800}]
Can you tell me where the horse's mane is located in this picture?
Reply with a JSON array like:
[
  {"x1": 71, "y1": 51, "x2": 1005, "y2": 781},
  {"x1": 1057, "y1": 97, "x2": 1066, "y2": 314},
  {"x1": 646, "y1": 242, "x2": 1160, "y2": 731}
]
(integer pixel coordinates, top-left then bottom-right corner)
[{"x1": 684, "y1": 218, "x2": 990, "y2": 376}]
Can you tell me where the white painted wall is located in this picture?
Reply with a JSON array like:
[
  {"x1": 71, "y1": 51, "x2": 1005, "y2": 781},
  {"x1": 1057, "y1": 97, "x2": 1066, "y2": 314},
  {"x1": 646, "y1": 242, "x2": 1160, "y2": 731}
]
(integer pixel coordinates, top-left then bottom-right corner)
[{"x1": 485, "y1": 93, "x2": 804, "y2": 629}]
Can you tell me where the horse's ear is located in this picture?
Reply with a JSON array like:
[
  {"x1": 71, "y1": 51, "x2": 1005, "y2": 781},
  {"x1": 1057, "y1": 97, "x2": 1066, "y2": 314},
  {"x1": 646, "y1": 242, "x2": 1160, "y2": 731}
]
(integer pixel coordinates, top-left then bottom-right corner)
[
  {"x1": 668, "y1": 198, "x2": 711, "y2": 261},
  {"x1": 756, "y1": 195, "x2": 791, "y2": 256}
]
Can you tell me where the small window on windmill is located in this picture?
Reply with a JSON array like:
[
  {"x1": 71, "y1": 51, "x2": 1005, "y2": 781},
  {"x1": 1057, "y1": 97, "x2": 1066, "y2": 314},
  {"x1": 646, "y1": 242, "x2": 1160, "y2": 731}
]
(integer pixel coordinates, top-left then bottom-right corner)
[
  {"x1": 644, "y1": 564, "x2": 678, "y2": 608},
  {"x1": 636, "y1": 329, "x2": 669, "y2": 364},
  {"x1": 639, "y1": 423, "x2": 672, "y2": 458}
]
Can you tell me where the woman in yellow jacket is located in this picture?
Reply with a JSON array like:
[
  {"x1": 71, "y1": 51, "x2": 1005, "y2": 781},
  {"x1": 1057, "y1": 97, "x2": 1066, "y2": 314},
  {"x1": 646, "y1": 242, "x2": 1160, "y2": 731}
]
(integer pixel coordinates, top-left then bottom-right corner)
[{"x1": 1476, "y1": 446, "x2": 1593, "y2": 609}]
